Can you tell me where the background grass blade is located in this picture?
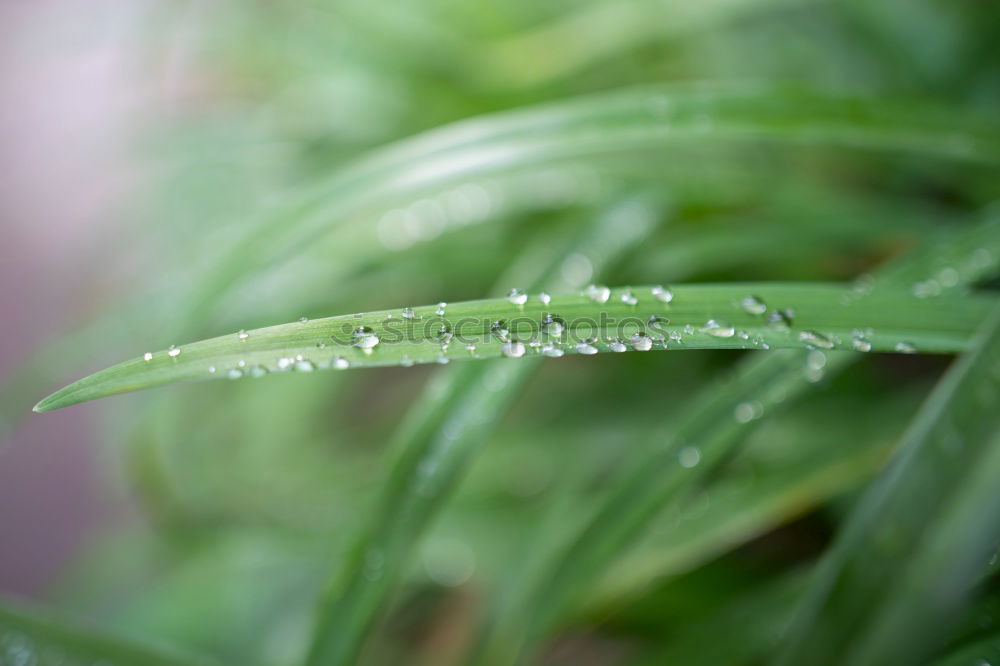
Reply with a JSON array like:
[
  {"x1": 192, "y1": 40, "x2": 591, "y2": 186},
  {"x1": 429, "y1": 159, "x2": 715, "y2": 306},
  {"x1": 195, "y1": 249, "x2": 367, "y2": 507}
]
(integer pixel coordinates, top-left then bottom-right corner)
[
  {"x1": 774, "y1": 304, "x2": 1000, "y2": 665},
  {"x1": 0, "y1": 599, "x2": 216, "y2": 666},
  {"x1": 470, "y1": 210, "x2": 1000, "y2": 664},
  {"x1": 303, "y1": 196, "x2": 660, "y2": 666},
  {"x1": 177, "y1": 84, "x2": 1000, "y2": 332},
  {"x1": 34, "y1": 285, "x2": 997, "y2": 413}
]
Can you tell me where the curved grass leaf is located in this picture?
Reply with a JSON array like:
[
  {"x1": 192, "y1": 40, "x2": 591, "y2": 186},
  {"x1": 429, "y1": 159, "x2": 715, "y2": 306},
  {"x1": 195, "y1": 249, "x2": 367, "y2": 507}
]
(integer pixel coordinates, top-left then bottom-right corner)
[
  {"x1": 481, "y1": 0, "x2": 813, "y2": 87},
  {"x1": 0, "y1": 599, "x2": 216, "y2": 666},
  {"x1": 179, "y1": 83, "x2": 1000, "y2": 331},
  {"x1": 774, "y1": 305, "x2": 1000, "y2": 666},
  {"x1": 34, "y1": 284, "x2": 996, "y2": 413}
]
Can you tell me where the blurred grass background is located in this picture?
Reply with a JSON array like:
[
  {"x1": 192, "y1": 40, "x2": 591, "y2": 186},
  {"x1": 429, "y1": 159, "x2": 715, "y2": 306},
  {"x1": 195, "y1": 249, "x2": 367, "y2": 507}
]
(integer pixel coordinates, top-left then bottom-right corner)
[{"x1": 2, "y1": 1, "x2": 999, "y2": 665}]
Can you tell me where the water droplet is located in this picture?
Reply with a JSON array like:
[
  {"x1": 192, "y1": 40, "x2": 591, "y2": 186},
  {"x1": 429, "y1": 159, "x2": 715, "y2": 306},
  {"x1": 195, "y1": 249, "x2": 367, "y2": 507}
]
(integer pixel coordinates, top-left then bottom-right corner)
[
  {"x1": 767, "y1": 309, "x2": 794, "y2": 329},
  {"x1": 539, "y1": 292, "x2": 551, "y2": 305},
  {"x1": 295, "y1": 359, "x2": 316, "y2": 372},
  {"x1": 913, "y1": 280, "x2": 942, "y2": 298},
  {"x1": 502, "y1": 340, "x2": 526, "y2": 358},
  {"x1": 542, "y1": 345, "x2": 564, "y2": 357},
  {"x1": 678, "y1": 446, "x2": 701, "y2": 468},
  {"x1": 584, "y1": 284, "x2": 611, "y2": 304},
  {"x1": 436, "y1": 355, "x2": 450, "y2": 364},
  {"x1": 734, "y1": 402, "x2": 763, "y2": 423},
  {"x1": 799, "y1": 330, "x2": 835, "y2": 349},
  {"x1": 609, "y1": 340, "x2": 627, "y2": 352},
  {"x1": 576, "y1": 341, "x2": 599, "y2": 355},
  {"x1": 167, "y1": 345, "x2": 181, "y2": 357},
  {"x1": 143, "y1": 352, "x2": 153, "y2": 362},
  {"x1": 208, "y1": 365, "x2": 216, "y2": 373},
  {"x1": 543, "y1": 315, "x2": 564, "y2": 338},
  {"x1": 852, "y1": 337, "x2": 872, "y2": 352},
  {"x1": 938, "y1": 267, "x2": 959, "y2": 287},
  {"x1": 740, "y1": 295, "x2": 767, "y2": 315},
  {"x1": 807, "y1": 351, "x2": 827, "y2": 370},
  {"x1": 620, "y1": 289, "x2": 638, "y2": 306},
  {"x1": 400, "y1": 355, "x2": 415, "y2": 367},
  {"x1": 507, "y1": 288, "x2": 528, "y2": 306},
  {"x1": 277, "y1": 357, "x2": 293, "y2": 370},
  {"x1": 332, "y1": 356, "x2": 350, "y2": 370},
  {"x1": 402, "y1": 307, "x2": 416, "y2": 320},
  {"x1": 630, "y1": 332, "x2": 653, "y2": 351},
  {"x1": 228, "y1": 368, "x2": 244, "y2": 380},
  {"x1": 299, "y1": 316, "x2": 309, "y2": 323},
  {"x1": 491, "y1": 320, "x2": 510, "y2": 342},
  {"x1": 466, "y1": 344, "x2": 477, "y2": 354},
  {"x1": 701, "y1": 320, "x2": 735, "y2": 338},
  {"x1": 853, "y1": 273, "x2": 876, "y2": 295},
  {"x1": 435, "y1": 302, "x2": 447, "y2": 316},
  {"x1": 238, "y1": 330, "x2": 249, "y2": 341},
  {"x1": 250, "y1": 365, "x2": 268, "y2": 378},
  {"x1": 895, "y1": 341, "x2": 917, "y2": 354},
  {"x1": 651, "y1": 285, "x2": 674, "y2": 303},
  {"x1": 354, "y1": 326, "x2": 380, "y2": 349}
]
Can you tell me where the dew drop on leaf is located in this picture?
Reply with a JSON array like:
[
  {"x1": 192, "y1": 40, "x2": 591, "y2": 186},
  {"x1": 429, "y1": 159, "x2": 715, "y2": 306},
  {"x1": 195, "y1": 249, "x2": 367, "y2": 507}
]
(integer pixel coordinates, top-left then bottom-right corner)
[
  {"x1": 167, "y1": 345, "x2": 181, "y2": 357},
  {"x1": 507, "y1": 288, "x2": 528, "y2": 306},
  {"x1": 701, "y1": 320, "x2": 735, "y2": 338},
  {"x1": 651, "y1": 285, "x2": 674, "y2": 303},
  {"x1": 584, "y1": 284, "x2": 611, "y2": 304},
  {"x1": 354, "y1": 326, "x2": 380, "y2": 349},
  {"x1": 740, "y1": 295, "x2": 767, "y2": 315},
  {"x1": 502, "y1": 340, "x2": 526, "y2": 358},
  {"x1": 799, "y1": 330, "x2": 835, "y2": 349},
  {"x1": 609, "y1": 340, "x2": 627, "y2": 352},
  {"x1": 576, "y1": 341, "x2": 599, "y2": 355},
  {"x1": 678, "y1": 446, "x2": 701, "y2": 468},
  {"x1": 630, "y1": 332, "x2": 653, "y2": 351}
]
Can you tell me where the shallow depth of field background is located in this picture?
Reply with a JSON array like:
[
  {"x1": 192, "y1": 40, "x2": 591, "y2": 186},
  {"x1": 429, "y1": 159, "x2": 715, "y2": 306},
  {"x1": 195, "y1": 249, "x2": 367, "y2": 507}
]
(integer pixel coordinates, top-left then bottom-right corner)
[{"x1": 2, "y1": 1, "x2": 999, "y2": 665}]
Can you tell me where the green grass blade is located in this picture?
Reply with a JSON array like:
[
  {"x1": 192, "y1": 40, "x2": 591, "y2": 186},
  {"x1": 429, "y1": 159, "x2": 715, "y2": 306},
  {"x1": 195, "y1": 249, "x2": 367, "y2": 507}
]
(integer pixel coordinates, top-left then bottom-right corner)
[
  {"x1": 0, "y1": 599, "x2": 217, "y2": 666},
  {"x1": 303, "y1": 197, "x2": 660, "y2": 666},
  {"x1": 774, "y1": 305, "x2": 1000, "y2": 665},
  {"x1": 33, "y1": 284, "x2": 997, "y2": 413}
]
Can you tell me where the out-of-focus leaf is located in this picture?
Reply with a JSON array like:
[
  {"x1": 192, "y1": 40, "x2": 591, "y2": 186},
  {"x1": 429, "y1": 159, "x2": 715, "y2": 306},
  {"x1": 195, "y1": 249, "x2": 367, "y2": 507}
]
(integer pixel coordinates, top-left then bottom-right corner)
[
  {"x1": 304, "y1": 197, "x2": 660, "y2": 666},
  {"x1": 0, "y1": 600, "x2": 216, "y2": 666},
  {"x1": 775, "y1": 304, "x2": 1000, "y2": 665}
]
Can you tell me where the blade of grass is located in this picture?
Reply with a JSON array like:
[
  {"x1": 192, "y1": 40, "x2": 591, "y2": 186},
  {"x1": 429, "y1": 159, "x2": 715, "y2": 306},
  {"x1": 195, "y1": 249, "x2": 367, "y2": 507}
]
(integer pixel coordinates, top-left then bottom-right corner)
[
  {"x1": 479, "y1": 0, "x2": 814, "y2": 88},
  {"x1": 469, "y1": 209, "x2": 1000, "y2": 664},
  {"x1": 303, "y1": 196, "x2": 661, "y2": 666},
  {"x1": 33, "y1": 284, "x2": 997, "y2": 413},
  {"x1": 774, "y1": 311, "x2": 1000, "y2": 665},
  {"x1": 179, "y1": 83, "x2": 1000, "y2": 332},
  {"x1": 0, "y1": 599, "x2": 217, "y2": 666}
]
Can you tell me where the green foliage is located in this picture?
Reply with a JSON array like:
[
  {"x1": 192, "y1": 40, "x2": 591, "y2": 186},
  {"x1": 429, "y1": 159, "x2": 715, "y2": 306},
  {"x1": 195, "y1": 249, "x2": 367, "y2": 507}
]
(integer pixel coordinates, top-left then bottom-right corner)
[{"x1": 13, "y1": 1, "x2": 1000, "y2": 665}]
